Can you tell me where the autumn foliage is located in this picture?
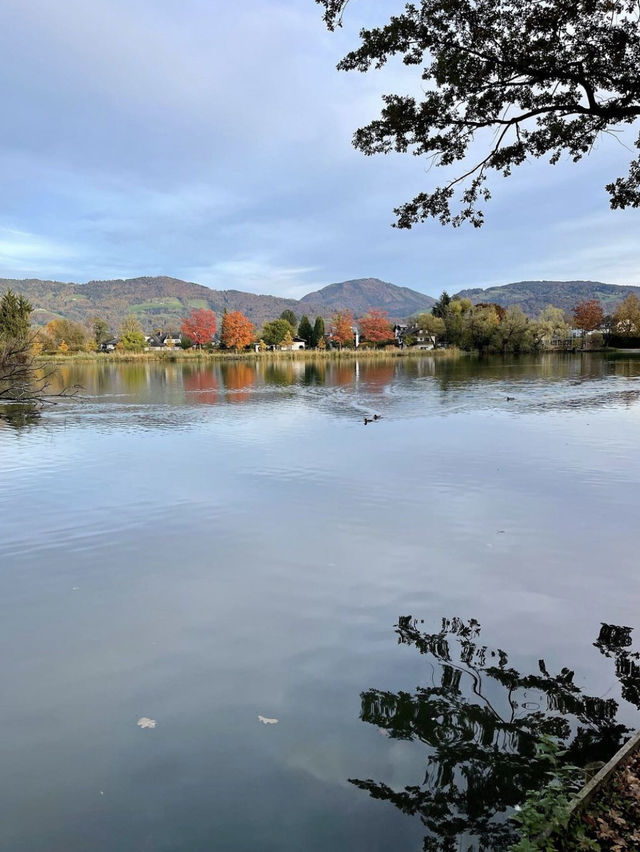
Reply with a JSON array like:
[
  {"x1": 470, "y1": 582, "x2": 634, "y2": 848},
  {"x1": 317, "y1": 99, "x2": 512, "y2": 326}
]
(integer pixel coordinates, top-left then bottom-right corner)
[
  {"x1": 330, "y1": 309, "x2": 354, "y2": 348},
  {"x1": 358, "y1": 309, "x2": 394, "y2": 345},
  {"x1": 181, "y1": 308, "x2": 217, "y2": 346},
  {"x1": 573, "y1": 300, "x2": 604, "y2": 334},
  {"x1": 221, "y1": 310, "x2": 255, "y2": 350}
]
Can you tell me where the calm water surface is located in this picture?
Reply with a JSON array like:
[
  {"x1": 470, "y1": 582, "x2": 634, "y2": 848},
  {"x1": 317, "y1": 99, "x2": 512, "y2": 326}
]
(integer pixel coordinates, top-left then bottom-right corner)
[{"x1": 1, "y1": 353, "x2": 640, "y2": 851}]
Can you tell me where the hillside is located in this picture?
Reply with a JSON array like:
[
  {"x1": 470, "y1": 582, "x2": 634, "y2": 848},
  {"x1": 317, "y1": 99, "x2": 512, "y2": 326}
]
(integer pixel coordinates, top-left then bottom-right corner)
[
  {"x1": 2, "y1": 275, "x2": 435, "y2": 332},
  {"x1": 5, "y1": 274, "x2": 634, "y2": 332},
  {"x1": 1, "y1": 276, "x2": 300, "y2": 331},
  {"x1": 454, "y1": 280, "x2": 640, "y2": 316},
  {"x1": 301, "y1": 277, "x2": 435, "y2": 317}
]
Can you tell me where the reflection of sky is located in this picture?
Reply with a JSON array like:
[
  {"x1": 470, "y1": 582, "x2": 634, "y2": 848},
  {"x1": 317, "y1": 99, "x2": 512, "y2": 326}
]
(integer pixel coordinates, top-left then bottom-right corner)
[
  {"x1": 1, "y1": 1, "x2": 640, "y2": 294},
  {"x1": 1, "y1": 356, "x2": 640, "y2": 850}
]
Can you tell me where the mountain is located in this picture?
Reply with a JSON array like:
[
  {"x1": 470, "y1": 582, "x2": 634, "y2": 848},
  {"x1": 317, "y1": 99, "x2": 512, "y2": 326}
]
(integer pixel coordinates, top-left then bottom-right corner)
[
  {"x1": 7, "y1": 274, "x2": 633, "y2": 331},
  {"x1": 454, "y1": 280, "x2": 640, "y2": 316},
  {"x1": 300, "y1": 277, "x2": 435, "y2": 317},
  {"x1": 2, "y1": 275, "x2": 435, "y2": 331},
  {"x1": 2, "y1": 276, "x2": 300, "y2": 331}
]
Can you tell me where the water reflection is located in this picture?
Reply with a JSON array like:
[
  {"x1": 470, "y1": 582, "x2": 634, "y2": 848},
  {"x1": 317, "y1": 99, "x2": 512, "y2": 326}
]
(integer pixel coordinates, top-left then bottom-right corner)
[
  {"x1": 183, "y1": 367, "x2": 219, "y2": 404},
  {"x1": 351, "y1": 617, "x2": 640, "y2": 852},
  {"x1": 0, "y1": 404, "x2": 41, "y2": 431},
  {"x1": 10, "y1": 353, "x2": 640, "y2": 443}
]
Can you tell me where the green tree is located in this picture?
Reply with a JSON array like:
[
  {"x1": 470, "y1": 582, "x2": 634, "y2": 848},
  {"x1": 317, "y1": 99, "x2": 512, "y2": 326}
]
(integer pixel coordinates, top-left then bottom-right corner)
[
  {"x1": 416, "y1": 313, "x2": 445, "y2": 347},
  {"x1": 44, "y1": 319, "x2": 89, "y2": 352},
  {"x1": 320, "y1": 0, "x2": 640, "y2": 227},
  {"x1": 0, "y1": 290, "x2": 32, "y2": 341},
  {"x1": 312, "y1": 316, "x2": 325, "y2": 348},
  {"x1": 431, "y1": 291, "x2": 451, "y2": 319},
  {"x1": 92, "y1": 317, "x2": 111, "y2": 347},
  {"x1": 442, "y1": 298, "x2": 472, "y2": 346},
  {"x1": 119, "y1": 316, "x2": 146, "y2": 352},
  {"x1": 280, "y1": 309, "x2": 298, "y2": 330},
  {"x1": 462, "y1": 305, "x2": 500, "y2": 354},
  {"x1": 537, "y1": 305, "x2": 570, "y2": 343},
  {"x1": 261, "y1": 318, "x2": 296, "y2": 346},
  {"x1": 298, "y1": 315, "x2": 313, "y2": 347},
  {"x1": 494, "y1": 306, "x2": 530, "y2": 354}
]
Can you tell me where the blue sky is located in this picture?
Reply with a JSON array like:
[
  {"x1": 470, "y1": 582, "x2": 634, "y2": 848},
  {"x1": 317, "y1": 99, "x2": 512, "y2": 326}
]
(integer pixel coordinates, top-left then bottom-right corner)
[{"x1": 0, "y1": 0, "x2": 638, "y2": 299}]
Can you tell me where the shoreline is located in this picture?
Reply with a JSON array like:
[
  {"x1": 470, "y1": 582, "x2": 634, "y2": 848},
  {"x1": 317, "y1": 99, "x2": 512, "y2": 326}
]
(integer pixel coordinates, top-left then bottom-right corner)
[
  {"x1": 37, "y1": 347, "x2": 462, "y2": 364},
  {"x1": 34, "y1": 346, "x2": 635, "y2": 364}
]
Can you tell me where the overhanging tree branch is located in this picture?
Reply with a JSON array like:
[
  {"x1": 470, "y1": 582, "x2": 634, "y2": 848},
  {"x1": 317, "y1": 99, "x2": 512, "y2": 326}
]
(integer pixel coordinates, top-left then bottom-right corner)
[{"x1": 318, "y1": 0, "x2": 640, "y2": 226}]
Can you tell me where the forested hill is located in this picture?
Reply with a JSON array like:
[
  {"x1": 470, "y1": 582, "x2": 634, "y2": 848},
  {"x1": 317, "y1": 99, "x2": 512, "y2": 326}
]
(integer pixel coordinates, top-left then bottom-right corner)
[
  {"x1": 454, "y1": 280, "x2": 640, "y2": 316},
  {"x1": 4, "y1": 275, "x2": 638, "y2": 331},
  {"x1": 300, "y1": 278, "x2": 435, "y2": 317},
  {"x1": 1, "y1": 275, "x2": 435, "y2": 331}
]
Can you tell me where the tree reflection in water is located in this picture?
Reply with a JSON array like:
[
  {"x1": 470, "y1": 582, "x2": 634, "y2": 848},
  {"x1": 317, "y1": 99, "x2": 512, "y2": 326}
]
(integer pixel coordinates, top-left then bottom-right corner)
[{"x1": 350, "y1": 617, "x2": 640, "y2": 852}]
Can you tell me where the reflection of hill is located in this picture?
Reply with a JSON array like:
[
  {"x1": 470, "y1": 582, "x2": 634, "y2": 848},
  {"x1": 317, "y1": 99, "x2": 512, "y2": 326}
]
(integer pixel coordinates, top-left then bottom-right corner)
[{"x1": 351, "y1": 617, "x2": 640, "y2": 852}]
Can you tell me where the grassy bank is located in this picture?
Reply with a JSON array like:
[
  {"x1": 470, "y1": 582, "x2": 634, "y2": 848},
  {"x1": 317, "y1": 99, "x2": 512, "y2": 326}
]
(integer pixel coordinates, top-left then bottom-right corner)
[{"x1": 37, "y1": 347, "x2": 462, "y2": 364}]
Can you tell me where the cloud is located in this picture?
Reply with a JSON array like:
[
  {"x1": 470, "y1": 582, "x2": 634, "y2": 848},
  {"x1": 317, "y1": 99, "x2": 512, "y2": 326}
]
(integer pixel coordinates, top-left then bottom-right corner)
[
  {"x1": 186, "y1": 259, "x2": 322, "y2": 299},
  {"x1": 0, "y1": 228, "x2": 77, "y2": 276},
  {"x1": 0, "y1": 0, "x2": 638, "y2": 297}
]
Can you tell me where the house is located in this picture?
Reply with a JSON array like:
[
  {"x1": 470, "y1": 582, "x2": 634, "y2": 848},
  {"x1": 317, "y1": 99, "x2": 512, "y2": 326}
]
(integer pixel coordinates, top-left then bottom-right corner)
[
  {"x1": 146, "y1": 332, "x2": 182, "y2": 349},
  {"x1": 280, "y1": 337, "x2": 306, "y2": 351},
  {"x1": 394, "y1": 323, "x2": 435, "y2": 349},
  {"x1": 393, "y1": 324, "x2": 408, "y2": 343},
  {"x1": 99, "y1": 338, "x2": 119, "y2": 352}
]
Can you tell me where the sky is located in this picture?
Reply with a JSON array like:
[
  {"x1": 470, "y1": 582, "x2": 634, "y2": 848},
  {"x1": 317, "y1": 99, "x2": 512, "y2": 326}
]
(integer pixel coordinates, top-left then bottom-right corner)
[{"x1": 0, "y1": 0, "x2": 639, "y2": 299}]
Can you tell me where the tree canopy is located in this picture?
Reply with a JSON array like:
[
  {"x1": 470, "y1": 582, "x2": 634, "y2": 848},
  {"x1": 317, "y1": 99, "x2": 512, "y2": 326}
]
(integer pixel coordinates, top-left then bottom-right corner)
[
  {"x1": 312, "y1": 316, "x2": 325, "y2": 348},
  {"x1": 261, "y1": 318, "x2": 296, "y2": 346},
  {"x1": 358, "y1": 308, "x2": 395, "y2": 344},
  {"x1": 221, "y1": 310, "x2": 255, "y2": 350},
  {"x1": 297, "y1": 315, "x2": 313, "y2": 347},
  {"x1": 181, "y1": 308, "x2": 217, "y2": 347},
  {"x1": 279, "y1": 309, "x2": 298, "y2": 330},
  {"x1": 319, "y1": 0, "x2": 640, "y2": 227},
  {"x1": 119, "y1": 315, "x2": 147, "y2": 352},
  {"x1": 0, "y1": 289, "x2": 32, "y2": 341},
  {"x1": 330, "y1": 309, "x2": 355, "y2": 348},
  {"x1": 573, "y1": 298, "x2": 605, "y2": 333}
]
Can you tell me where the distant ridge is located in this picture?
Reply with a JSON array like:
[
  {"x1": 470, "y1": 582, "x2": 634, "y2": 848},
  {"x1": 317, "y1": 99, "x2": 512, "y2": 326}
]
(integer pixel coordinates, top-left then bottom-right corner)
[
  {"x1": 454, "y1": 280, "x2": 640, "y2": 316},
  {"x1": 3, "y1": 274, "x2": 638, "y2": 331},
  {"x1": 301, "y1": 277, "x2": 435, "y2": 317},
  {"x1": 0, "y1": 275, "x2": 435, "y2": 331}
]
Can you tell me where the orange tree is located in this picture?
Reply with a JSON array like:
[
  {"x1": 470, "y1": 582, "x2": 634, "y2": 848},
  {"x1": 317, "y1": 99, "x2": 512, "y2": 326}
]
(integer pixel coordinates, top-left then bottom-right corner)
[
  {"x1": 573, "y1": 300, "x2": 604, "y2": 336},
  {"x1": 330, "y1": 309, "x2": 354, "y2": 348},
  {"x1": 221, "y1": 310, "x2": 255, "y2": 351},
  {"x1": 358, "y1": 309, "x2": 395, "y2": 346},
  {"x1": 181, "y1": 309, "x2": 217, "y2": 347}
]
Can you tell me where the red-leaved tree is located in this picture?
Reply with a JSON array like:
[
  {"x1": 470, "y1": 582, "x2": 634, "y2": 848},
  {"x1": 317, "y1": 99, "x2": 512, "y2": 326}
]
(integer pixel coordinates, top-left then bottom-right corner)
[
  {"x1": 573, "y1": 300, "x2": 604, "y2": 335},
  {"x1": 181, "y1": 309, "x2": 217, "y2": 347},
  {"x1": 221, "y1": 310, "x2": 255, "y2": 351},
  {"x1": 358, "y1": 309, "x2": 395, "y2": 345},
  {"x1": 330, "y1": 309, "x2": 354, "y2": 348}
]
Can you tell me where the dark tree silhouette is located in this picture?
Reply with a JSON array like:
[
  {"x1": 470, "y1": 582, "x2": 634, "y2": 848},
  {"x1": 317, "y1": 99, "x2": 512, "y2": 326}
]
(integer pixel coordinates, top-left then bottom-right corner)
[
  {"x1": 319, "y1": 0, "x2": 640, "y2": 227},
  {"x1": 349, "y1": 616, "x2": 640, "y2": 851}
]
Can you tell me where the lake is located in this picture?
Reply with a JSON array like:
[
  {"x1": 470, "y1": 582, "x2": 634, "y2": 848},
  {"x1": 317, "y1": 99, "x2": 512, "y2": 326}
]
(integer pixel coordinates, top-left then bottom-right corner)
[{"x1": 1, "y1": 352, "x2": 640, "y2": 852}]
